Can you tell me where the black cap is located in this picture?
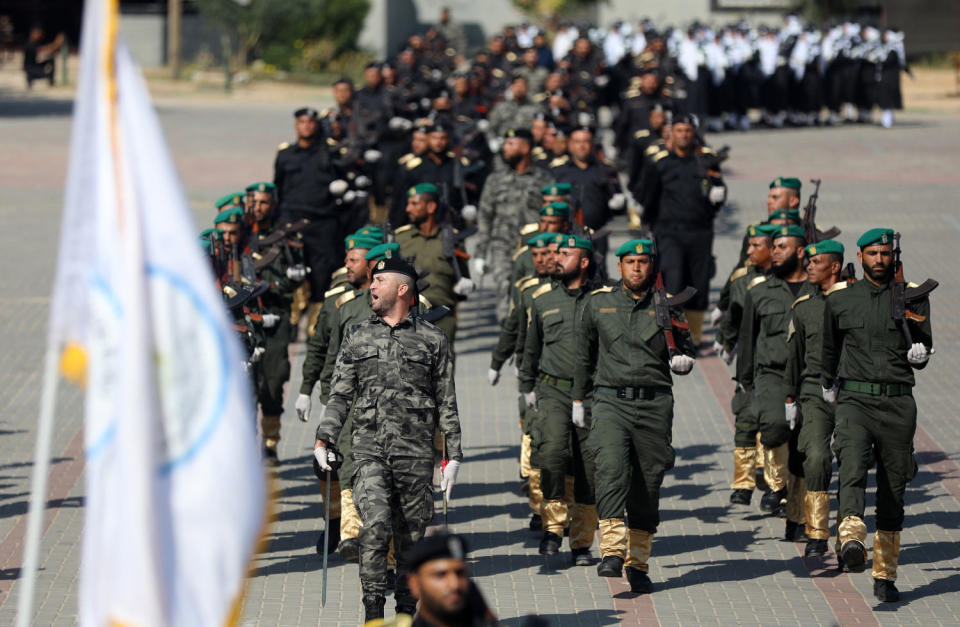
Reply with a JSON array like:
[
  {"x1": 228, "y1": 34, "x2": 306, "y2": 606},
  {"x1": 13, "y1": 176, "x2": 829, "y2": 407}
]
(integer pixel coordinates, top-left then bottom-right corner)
[
  {"x1": 371, "y1": 256, "x2": 419, "y2": 283},
  {"x1": 673, "y1": 112, "x2": 699, "y2": 128},
  {"x1": 294, "y1": 107, "x2": 319, "y2": 119},
  {"x1": 405, "y1": 533, "x2": 469, "y2": 572},
  {"x1": 333, "y1": 76, "x2": 354, "y2": 88},
  {"x1": 504, "y1": 128, "x2": 533, "y2": 141}
]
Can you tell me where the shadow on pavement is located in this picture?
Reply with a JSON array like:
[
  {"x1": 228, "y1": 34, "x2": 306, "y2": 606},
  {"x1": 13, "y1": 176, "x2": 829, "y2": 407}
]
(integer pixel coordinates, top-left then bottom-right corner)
[
  {"x1": 499, "y1": 609, "x2": 622, "y2": 626},
  {"x1": 0, "y1": 91, "x2": 73, "y2": 117},
  {"x1": 655, "y1": 528, "x2": 761, "y2": 558}
]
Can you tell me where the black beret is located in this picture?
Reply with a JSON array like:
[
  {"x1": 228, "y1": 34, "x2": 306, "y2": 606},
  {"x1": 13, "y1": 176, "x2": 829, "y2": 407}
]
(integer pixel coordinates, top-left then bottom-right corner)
[
  {"x1": 673, "y1": 113, "x2": 699, "y2": 128},
  {"x1": 504, "y1": 128, "x2": 533, "y2": 141},
  {"x1": 405, "y1": 533, "x2": 469, "y2": 572},
  {"x1": 371, "y1": 256, "x2": 419, "y2": 283},
  {"x1": 294, "y1": 107, "x2": 319, "y2": 119},
  {"x1": 333, "y1": 76, "x2": 354, "y2": 88}
]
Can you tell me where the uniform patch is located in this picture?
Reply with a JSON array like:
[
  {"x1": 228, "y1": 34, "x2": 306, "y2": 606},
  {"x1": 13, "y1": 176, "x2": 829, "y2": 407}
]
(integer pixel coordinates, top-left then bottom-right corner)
[
  {"x1": 791, "y1": 294, "x2": 811, "y2": 309},
  {"x1": 748, "y1": 276, "x2": 767, "y2": 290},
  {"x1": 598, "y1": 307, "x2": 617, "y2": 313},
  {"x1": 541, "y1": 308, "x2": 560, "y2": 319},
  {"x1": 532, "y1": 284, "x2": 553, "y2": 299},
  {"x1": 730, "y1": 266, "x2": 749, "y2": 282},
  {"x1": 825, "y1": 281, "x2": 848, "y2": 296},
  {"x1": 336, "y1": 291, "x2": 357, "y2": 308}
]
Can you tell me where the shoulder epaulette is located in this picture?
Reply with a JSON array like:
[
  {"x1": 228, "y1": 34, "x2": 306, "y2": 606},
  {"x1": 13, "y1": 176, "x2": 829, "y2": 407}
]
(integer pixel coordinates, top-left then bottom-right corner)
[
  {"x1": 514, "y1": 274, "x2": 534, "y2": 288},
  {"x1": 532, "y1": 284, "x2": 553, "y2": 299},
  {"x1": 700, "y1": 146, "x2": 716, "y2": 155},
  {"x1": 512, "y1": 245, "x2": 530, "y2": 261},
  {"x1": 730, "y1": 266, "x2": 749, "y2": 282},
  {"x1": 395, "y1": 224, "x2": 415, "y2": 234},
  {"x1": 644, "y1": 144, "x2": 660, "y2": 156},
  {"x1": 336, "y1": 291, "x2": 357, "y2": 308},
  {"x1": 520, "y1": 223, "x2": 539, "y2": 236},
  {"x1": 446, "y1": 151, "x2": 456, "y2": 158},
  {"x1": 533, "y1": 92, "x2": 549, "y2": 103},
  {"x1": 324, "y1": 284, "x2": 349, "y2": 300},
  {"x1": 825, "y1": 281, "x2": 848, "y2": 296},
  {"x1": 277, "y1": 142, "x2": 290, "y2": 151},
  {"x1": 418, "y1": 294, "x2": 433, "y2": 309},
  {"x1": 398, "y1": 152, "x2": 414, "y2": 164},
  {"x1": 331, "y1": 266, "x2": 348, "y2": 279},
  {"x1": 549, "y1": 156, "x2": 569, "y2": 167},
  {"x1": 326, "y1": 137, "x2": 338, "y2": 146},
  {"x1": 590, "y1": 286, "x2": 614, "y2": 295},
  {"x1": 791, "y1": 294, "x2": 811, "y2": 308},
  {"x1": 634, "y1": 129, "x2": 651, "y2": 138},
  {"x1": 460, "y1": 156, "x2": 469, "y2": 166},
  {"x1": 405, "y1": 157, "x2": 422, "y2": 170},
  {"x1": 521, "y1": 277, "x2": 541, "y2": 291},
  {"x1": 652, "y1": 150, "x2": 670, "y2": 163},
  {"x1": 602, "y1": 157, "x2": 616, "y2": 167},
  {"x1": 747, "y1": 276, "x2": 767, "y2": 290}
]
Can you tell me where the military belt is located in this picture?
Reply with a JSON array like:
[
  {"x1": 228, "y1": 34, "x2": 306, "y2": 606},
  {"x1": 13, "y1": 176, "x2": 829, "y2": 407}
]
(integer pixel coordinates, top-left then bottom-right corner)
[
  {"x1": 596, "y1": 385, "x2": 671, "y2": 401},
  {"x1": 540, "y1": 373, "x2": 573, "y2": 392},
  {"x1": 841, "y1": 380, "x2": 912, "y2": 397},
  {"x1": 801, "y1": 380, "x2": 823, "y2": 396}
]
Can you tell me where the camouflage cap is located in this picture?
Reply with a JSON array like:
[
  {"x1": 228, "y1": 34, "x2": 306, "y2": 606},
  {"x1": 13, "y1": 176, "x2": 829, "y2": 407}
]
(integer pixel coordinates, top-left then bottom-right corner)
[
  {"x1": 772, "y1": 224, "x2": 806, "y2": 241},
  {"x1": 541, "y1": 182, "x2": 573, "y2": 197},
  {"x1": 769, "y1": 177, "x2": 802, "y2": 190},
  {"x1": 345, "y1": 235, "x2": 381, "y2": 251},
  {"x1": 804, "y1": 239, "x2": 844, "y2": 257},
  {"x1": 407, "y1": 182, "x2": 440, "y2": 197},
  {"x1": 365, "y1": 242, "x2": 401, "y2": 261},
  {"x1": 856, "y1": 228, "x2": 895, "y2": 249},
  {"x1": 615, "y1": 238, "x2": 655, "y2": 257},
  {"x1": 539, "y1": 201, "x2": 570, "y2": 218},
  {"x1": 244, "y1": 181, "x2": 276, "y2": 193},
  {"x1": 213, "y1": 207, "x2": 244, "y2": 225},
  {"x1": 558, "y1": 233, "x2": 594, "y2": 252},
  {"x1": 215, "y1": 192, "x2": 245, "y2": 210}
]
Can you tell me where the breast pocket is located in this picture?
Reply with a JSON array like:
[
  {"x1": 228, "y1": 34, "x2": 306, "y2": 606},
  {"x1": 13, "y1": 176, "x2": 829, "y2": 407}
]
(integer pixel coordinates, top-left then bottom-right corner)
[
  {"x1": 760, "y1": 303, "x2": 788, "y2": 335},
  {"x1": 401, "y1": 346, "x2": 434, "y2": 390},
  {"x1": 351, "y1": 344, "x2": 379, "y2": 380},
  {"x1": 541, "y1": 309, "x2": 565, "y2": 344}
]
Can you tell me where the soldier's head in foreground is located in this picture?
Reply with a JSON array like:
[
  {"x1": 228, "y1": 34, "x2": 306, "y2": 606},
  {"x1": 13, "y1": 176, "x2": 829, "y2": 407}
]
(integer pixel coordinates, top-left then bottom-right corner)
[
  {"x1": 406, "y1": 183, "x2": 440, "y2": 227},
  {"x1": 529, "y1": 232, "x2": 559, "y2": 277},
  {"x1": 857, "y1": 228, "x2": 895, "y2": 284},
  {"x1": 293, "y1": 107, "x2": 319, "y2": 142},
  {"x1": 344, "y1": 234, "x2": 381, "y2": 289},
  {"x1": 746, "y1": 223, "x2": 778, "y2": 270},
  {"x1": 541, "y1": 182, "x2": 572, "y2": 207},
  {"x1": 554, "y1": 234, "x2": 593, "y2": 284},
  {"x1": 539, "y1": 201, "x2": 571, "y2": 233},
  {"x1": 766, "y1": 177, "x2": 802, "y2": 215},
  {"x1": 502, "y1": 128, "x2": 533, "y2": 169},
  {"x1": 406, "y1": 533, "x2": 471, "y2": 625},
  {"x1": 370, "y1": 257, "x2": 419, "y2": 317},
  {"x1": 671, "y1": 114, "x2": 697, "y2": 153},
  {"x1": 245, "y1": 182, "x2": 276, "y2": 224},
  {"x1": 771, "y1": 225, "x2": 807, "y2": 278},
  {"x1": 428, "y1": 124, "x2": 451, "y2": 156},
  {"x1": 616, "y1": 238, "x2": 656, "y2": 294},
  {"x1": 214, "y1": 207, "x2": 245, "y2": 248},
  {"x1": 568, "y1": 126, "x2": 594, "y2": 163},
  {"x1": 805, "y1": 239, "x2": 844, "y2": 288}
]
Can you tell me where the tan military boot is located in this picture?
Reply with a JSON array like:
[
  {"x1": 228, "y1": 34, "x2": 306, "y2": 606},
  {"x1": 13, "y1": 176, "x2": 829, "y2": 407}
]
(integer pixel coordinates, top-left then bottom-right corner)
[{"x1": 838, "y1": 515, "x2": 868, "y2": 573}]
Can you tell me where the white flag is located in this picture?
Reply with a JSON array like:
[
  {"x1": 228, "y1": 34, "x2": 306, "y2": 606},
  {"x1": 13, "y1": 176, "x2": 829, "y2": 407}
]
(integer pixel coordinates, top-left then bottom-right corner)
[{"x1": 49, "y1": 1, "x2": 267, "y2": 625}]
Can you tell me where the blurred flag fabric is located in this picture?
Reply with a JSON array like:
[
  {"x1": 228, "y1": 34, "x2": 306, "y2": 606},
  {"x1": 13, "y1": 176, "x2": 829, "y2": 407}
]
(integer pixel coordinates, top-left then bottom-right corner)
[{"x1": 46, "y1": 0, "x2": 267, "y2": 625}]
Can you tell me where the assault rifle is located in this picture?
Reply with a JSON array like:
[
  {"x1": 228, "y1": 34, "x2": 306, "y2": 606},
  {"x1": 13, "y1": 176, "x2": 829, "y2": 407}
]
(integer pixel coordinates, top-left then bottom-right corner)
[
  {"x1": 802, "y1": 179, "x2": 840, "y2": 243},
  {"x1": 890, "y1": 232, "x2": 938, "y2": 347},
  {"x1": 651, "y1": 239, "x2": 697, "y2": 355}
]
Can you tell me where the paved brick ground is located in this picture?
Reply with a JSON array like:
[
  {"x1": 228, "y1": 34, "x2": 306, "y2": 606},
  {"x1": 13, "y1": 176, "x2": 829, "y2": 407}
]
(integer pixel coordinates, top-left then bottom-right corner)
[{"x1": 0, "y1": 78, "x2": 958, "y2": 626}]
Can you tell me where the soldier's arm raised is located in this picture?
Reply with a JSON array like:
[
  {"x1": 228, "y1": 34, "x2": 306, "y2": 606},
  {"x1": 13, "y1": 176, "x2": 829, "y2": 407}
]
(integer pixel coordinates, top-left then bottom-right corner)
[{"x1": 434, "y1": 333, "x2": 463, "y2": 461}]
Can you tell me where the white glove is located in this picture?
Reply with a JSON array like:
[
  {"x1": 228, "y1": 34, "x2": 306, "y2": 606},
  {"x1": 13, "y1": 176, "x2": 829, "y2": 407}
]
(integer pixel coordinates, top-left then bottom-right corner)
[
  {"x1": 295, "y1": 393, "x2": 311, "y2": 422},
  {"x1": 571, "y1": 401, "x2": 586, "y2": 428},
  {"x1": 363, "y1": 149, "x2": 382, "y2": 163},
  {"x1": 329, "y1": 179, "x2": 349, "y2": 195},
  {"x1": 420, "y1": 97, "x2": 432, "y2": 110},
  {"x1": 487, "y1": 368, "x2": 501, "y2": 386},
  {"x1": 907, "y1": 342, "x2": 933, "y2": 365},
  {"x1": 708, "y1": 185, "x2": 727, "y2": 205},
  {"x1": 577, "y1": 112, "x2": 593, "y2": 127},
  {"x1": 343, "y1": 190, "x2": 357, "y2": 203},
  {"x1": 709, "y1": 306, "x2": 723, "y2": 327},
  {"x1": 607, "y1": 193, "x2": 626, "y2": 211},
  {"x1": 354, "y1": 174, "x2": 372, "y2": 188},
  {"x1": 595, "y1": 74, "x2": 610, "y2": 87},
  {"x1": 524, "y1": 391, "x2": 538, "y2": 410},
  {"x1": 389, "y1": 116, "x2": 413, "y2": 131},
  {"x1": 461, "y1": 204, "x2": 478, "y2": 221},
  {"x1": 785, "y1": 401, "x2": 798, "y2": 430},
  {"x1": 476, "y1": 119, "x2": 490, "y2": 133},
  {"x1": 453, "y1": 277, "x2": 476, "y2": 296},
  {"x1": 286, "y1": 265, "x2": 307, "y2": 281},
  {"x1": 669, "y1": 354, "x2": 695, "y2": 375},
  {"x1": 440, "y1": 459, "x2": 461, "y2": 499},
  {"x1": 313, "y1": 443, "x2": 333, "y2": 472},
  {"x1": 713, "y1": 341, "x2": 733, "y2": 365},
  {"x1": 250, "y1": 346, "x2": 265, "y2": 363},
  {"x1": 262, "y1": 313, "x2": 280, "y2": 328},
  {"x1": 472, "y1": 258, "x2": 487, "y2": 276},
  {"x1": 822, "y1": 384, "x2": 838, "y2": 404},
  {"x1": 488, "y1": 137, "x2": 504, "y2": 154}
]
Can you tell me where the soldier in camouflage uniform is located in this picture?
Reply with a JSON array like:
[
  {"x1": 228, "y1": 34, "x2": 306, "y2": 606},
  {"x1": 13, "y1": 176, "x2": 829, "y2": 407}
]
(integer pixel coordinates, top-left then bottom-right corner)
[
  {"x1": 520, "y1": 234, "x2": 600, "y2": 565},
  {"x1": 784, "y1": 239, "x2": 845, "y2": 558},
  {"x1": 488, "y1": 75, "x2": 541, "y2": 139},
  {"x1": 474, "y1": 128, "x2": 554, "y2": 321},
  {"x1": 315, "y1": 256, "x2": 462, "y2": 622}
]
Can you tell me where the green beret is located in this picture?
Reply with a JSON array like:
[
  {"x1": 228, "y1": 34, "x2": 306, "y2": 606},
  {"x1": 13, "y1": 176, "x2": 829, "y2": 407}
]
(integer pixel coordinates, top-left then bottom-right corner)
[
  {"x1": 768, "y1": 208, "x2": 801, "y2": 222},
  {"x1": 352, "y1": 226, "x2": 385, "y2": 240},
  {"x1": 772, "y1": 224, "x2": 806, "y2": 241},
  {"x1": 215, "y1": 192, "x2": 245, "y2": 210},
  {"x1": 747, "y1": 223, "x2": 779, "y2": 239},
  {"x1": 805, "y1": 239, "x2": 844, "y2": 257},
  {"x1": 365, "y1": 242, "x2": 401, "y2": 261},
  {"x1": 214, "y1": 207, "x2": 244, "y2": 225},
  {"x1": 769, "y1": 177, "x2": 802, "y2": 190},
  {"x1": 199, "y1": 227, "x2": 223, "y2": 239},
  {"x1": 539, "y1": 201, "x2": 570, "y2": 218},
  {"x1": 558, "y1": 234, "x2": 594, "y2": 252},
  {"x1": 616, "y1": 238, "x2": 655, "y2": 257},
  {"x1": 526, "y1": 232, "x2": 553, "y2": 249},
  {"x1": 856, "y1": 228, "x2": 895, "y2": 249},
  {"x1": 345, "y1": 235, "x2": 381, "y2": 251},
  {"x1": 244, "y1": 182, "x2": 276, "y2": 193},
  {"x1": 541, "y1": 182, "x2": 573, "y2": 196},
  {"x1": 407, "y1": 183, "x2": 439, "y2": 197}
]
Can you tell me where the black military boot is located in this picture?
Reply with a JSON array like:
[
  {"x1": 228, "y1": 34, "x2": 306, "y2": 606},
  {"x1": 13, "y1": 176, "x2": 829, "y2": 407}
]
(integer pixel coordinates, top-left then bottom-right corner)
[
  {"x1": 805, "y1": 539, "x2": 828, "y2": 557},
  {"x1": 571, "y1": 547, "x2": 594, "y2": 566},
  {"x1": 396, "y1": 602, "x2": 417, "y2": 616},
  {"x1": 597, "y1": 555, "x2": 624, "y2": 577},
  {"x1": 873, "y1": 578, "x2": 900, "y2": 602},
  {"x1": 539, "y1": 531, "x2": 562, "y2": 555},
  {"x1": 385, "y1": 569, "x2": 397, "y2": 592},
  {"x1": 784, "y1": 520, "x2": 807, "y2": 542},
  {"x1": 625, "y1": 566, "x2": 653, "y2": 594},
  {"x1": 839, "y1": 540, "x2": 867, "y2": 573},
  {"x1": 755, "y1": 467, "x2": 769, "y2": 492},
  {"x1": 529, "y1": 513, "x2": 542, "y2": 531},
  {"x1": 316, "y1": 519, "x2": 340, "y2": 556},
  {"x1": 729, "y1": 489, "x2": 752, "y2": 505},
  {"x1": 363, "y1": 595, "x2": 385, "y2": 622},
  {"x1": 337, "y1": 537, "x2": 360, "y2": 563}
]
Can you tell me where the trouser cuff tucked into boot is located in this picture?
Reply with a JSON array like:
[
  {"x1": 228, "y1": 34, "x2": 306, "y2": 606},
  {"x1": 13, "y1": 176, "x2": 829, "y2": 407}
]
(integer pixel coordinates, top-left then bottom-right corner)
[
  {"x1": 838, "y1": 515, "x2": 867, "y2": 554},
  {"x1": 804, "y1": 491, "x2": 831, "y2": 540},
  {"x1": 340, "y1": 489, "x2": 362, "y2": 538},
  {"x1": 598, "y1": 518, "x2": 627, "y2": 558},
  {"x1": 542, "y1": 499, "x2": 567, "y2": 536},
  {"x1": 872, "y1": 530, "x2": 901, "y2": 582},
  {"x1": 763, "y1": 443, "x2": 789, "y2": 492},
  {"x1": 569, "y1": 503, "x2": 598, "y2": 550},
  {"x1": 625, "y1": 529, "x2": 654, "y2": 573},
  {"x1": 528, "y1": 468, "x2": 543, "y2": 514},
  {"x1": 786, "y1": 476, "x2": 807, "y2": 524},
  {"x1": 732, "y1": 447, "x2": 757, "y2": 490}
]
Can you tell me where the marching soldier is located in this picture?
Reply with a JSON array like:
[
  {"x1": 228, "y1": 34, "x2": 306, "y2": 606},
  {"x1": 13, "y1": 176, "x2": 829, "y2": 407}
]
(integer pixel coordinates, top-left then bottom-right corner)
[
  {"x1": 785, "y1": 239, "x2": 845, "y2": 557},
  {"x1": 520, "y1": 234, "x2": 600, "y2": 564},
  {"x1": 488, "y1": 75, "x2": 540, "y2": 139},
  {"x1": 510, "y1": 199, "x2": 572, "y2": 286},
  {"x1": 738, "y1": 225, "x2": 814, "y2": 531},
  {"x1": 315, "y1": 256, "x2": 463, "y2": 621},
  {"x1": 821, "y1": 229, "x2": 933, "y2": 602},
  {"x1": 574, "y1": 239, "x2": 696, "y2": 593}
]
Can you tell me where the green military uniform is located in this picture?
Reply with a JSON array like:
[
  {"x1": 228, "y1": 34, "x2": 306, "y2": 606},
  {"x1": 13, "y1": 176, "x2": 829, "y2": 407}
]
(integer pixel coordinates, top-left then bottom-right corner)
[
  {"x1": 574, "y1": 239, "x2": 695, "y2": 583},
  {"x1": 317, "y1": 262, "x2": 462, "y2": 612},
  {"x1": 786, "y1": 241, "x2": 846, "y2": 546},
  {"x1": 519, "y1": 235, "x2": 599, "y2": 561},
  {"x1": 737, "y1": 226, "x2": 815, "y2": 517},
  {"x1": 822, "y1": 229, "x2": 932, "y2": 595}
]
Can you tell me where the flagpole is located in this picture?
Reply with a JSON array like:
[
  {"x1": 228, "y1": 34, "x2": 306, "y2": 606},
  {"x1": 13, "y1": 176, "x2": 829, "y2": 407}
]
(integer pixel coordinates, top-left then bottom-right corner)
[{"x1": 15, "y1": 345, "x2": 62, "y2": 627}]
